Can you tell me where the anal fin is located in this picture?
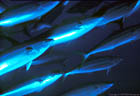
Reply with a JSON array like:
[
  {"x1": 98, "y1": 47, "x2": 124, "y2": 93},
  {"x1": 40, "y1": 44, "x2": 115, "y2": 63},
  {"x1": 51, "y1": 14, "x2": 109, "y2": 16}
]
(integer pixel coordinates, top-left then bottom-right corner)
[{"x1": 26, "y1": 61, "x2": 32, "y2": 71}]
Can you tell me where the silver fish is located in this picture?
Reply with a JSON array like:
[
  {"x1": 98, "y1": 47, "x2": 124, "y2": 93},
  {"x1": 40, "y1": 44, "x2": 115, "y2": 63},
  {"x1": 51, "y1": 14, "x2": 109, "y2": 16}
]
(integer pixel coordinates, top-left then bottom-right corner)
[
  {"x1": 0, "y1": 1, "x2": 60, "y2": 27},
  {"x1": 0, "y1": 73, "x2": 62, "y2": 96},
  {"x1": 62, "y1": 83, "x2": 114, "y2": 96},
  {"x1": 47, "y1": 16, "x2": 103, "y2": 46},
  {"x1": 0, "y1": 38, "x2": 52, "y2": 76},
  {"x1": 84, "y1": 25, "x2": 140, "y2": 60},
  {"x1": 93, "y1": 1, "x2": 140, "y2": 29},
  {"x1": 64, "y1": 56, "x2": 122, "y2": 77}
]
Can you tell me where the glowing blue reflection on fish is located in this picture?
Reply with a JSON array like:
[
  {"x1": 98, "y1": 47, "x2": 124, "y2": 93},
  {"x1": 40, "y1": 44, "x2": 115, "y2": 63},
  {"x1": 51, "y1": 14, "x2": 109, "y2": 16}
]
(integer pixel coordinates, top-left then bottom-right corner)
[
  {"x1": 53, "y1": 32, "x2": 76, "y2": 40},
  {"x1": 62, "y1": 83, "x2": 114, "y2": 96},
  {"x1": 85, "y1": 36, "x2": 137, "y2": 59},
  {"x1": 0, "y1": 14, "x2": 32, "y2": 26},
  {"x1": 83, "y1": 27, "x2": 140, "y2": 60},
  {"x1": 129, "y1": 0, "x2": 140, "y2": 15},
  {"x1": 0, "y1": 6, "x2": 5, "y2": 14},
  {"x1": 64, "y1": 56, "x2": 122, "y2": 77},
  {"x1": 0, "y1": 74, "x2": 62, "y2": 96},
  {"x1": 0, "y1": 1, "x2": 60, "y2": 27},
  {"x1": 95, "y1": 1, "x2": 138, "y2": 27},
  {"x1": 0, "y1": 39, "x2": 52, "y2": 76},
  {"x1": 48, "y1": 17, "x2": 103, "y2": 46},
  {"x1": 63, "y1": 1, "x2": 70, "y2": 6},
  {"x1": 0, "y1": 63, "x2": 8, "y2": 70}
]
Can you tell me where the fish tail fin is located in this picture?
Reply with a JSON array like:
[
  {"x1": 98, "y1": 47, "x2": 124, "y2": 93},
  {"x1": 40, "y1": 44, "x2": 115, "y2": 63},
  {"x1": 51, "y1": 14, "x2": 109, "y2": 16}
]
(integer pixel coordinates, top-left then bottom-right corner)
[{"x1": 75, "y1": 51, "x2": 89, "y2": 64}]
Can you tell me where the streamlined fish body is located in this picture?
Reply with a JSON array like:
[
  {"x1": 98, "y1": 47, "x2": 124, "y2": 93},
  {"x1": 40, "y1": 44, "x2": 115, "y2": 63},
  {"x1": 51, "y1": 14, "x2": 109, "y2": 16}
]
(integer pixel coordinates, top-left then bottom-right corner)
[
  {"x1": 0, "y1": 1, "x2": 60, "y2": 27},
  {"x1": 97, "y1": 2, "x2": 136, "y2": 26},
  {"x1": 48, "y1": 16, "x2": 103, "y2": 46},
  {"x1": 85, "y1": 26, "x2": 140, "y2": 59},
  {"x1": 62, "y1": 83, "x2": 113, "y2": 96},
  {"x1": 0, "y1": 74, "x2": 62, "y2": 96},
  {"x1": 64, "y1": 56, "x2": 122, "y2": 77},
  {"x1": 0, "y1": 39, "x2": 52, "y2": 76}
]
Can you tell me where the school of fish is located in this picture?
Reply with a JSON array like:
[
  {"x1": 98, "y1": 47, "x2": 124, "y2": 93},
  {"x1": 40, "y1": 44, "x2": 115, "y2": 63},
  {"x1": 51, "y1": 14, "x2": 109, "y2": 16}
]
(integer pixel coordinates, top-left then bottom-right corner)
[{"x1": 0, "y1": 0, "x2": 139, "y2": 96}]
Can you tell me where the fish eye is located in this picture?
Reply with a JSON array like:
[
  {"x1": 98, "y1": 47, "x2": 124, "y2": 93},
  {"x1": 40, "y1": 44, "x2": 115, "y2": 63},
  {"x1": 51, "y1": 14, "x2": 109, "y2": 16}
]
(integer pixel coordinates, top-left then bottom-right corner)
[{"x1": 26, "y1": 47, "x2": 33, "y2": 50}]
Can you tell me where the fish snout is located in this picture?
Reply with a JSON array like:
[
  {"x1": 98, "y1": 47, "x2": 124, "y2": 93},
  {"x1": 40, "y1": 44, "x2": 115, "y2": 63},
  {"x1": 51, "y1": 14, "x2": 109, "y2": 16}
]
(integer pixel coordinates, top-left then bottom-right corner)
[
  {"x1": 102, "y1": 83, "x2": 114, "y2": 89},
  {"x1": 95, "y1": 83, "x2": 114, "y2": 92}
]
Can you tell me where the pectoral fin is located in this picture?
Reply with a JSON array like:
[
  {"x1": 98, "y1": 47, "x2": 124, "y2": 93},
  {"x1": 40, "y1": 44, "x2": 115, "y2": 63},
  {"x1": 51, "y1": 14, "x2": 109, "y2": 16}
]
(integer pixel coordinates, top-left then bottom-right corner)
[{"x1": 26, "y1": 61, "x2": 32, "y2": 71}]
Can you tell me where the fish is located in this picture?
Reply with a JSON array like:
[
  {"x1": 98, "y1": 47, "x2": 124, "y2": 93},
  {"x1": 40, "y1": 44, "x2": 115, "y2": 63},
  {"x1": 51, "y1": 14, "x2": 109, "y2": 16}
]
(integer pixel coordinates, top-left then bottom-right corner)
[
  {"x1": 83, "y1": 25, "x2": 140, "y2": 60},
  {"x1": 0, "y1": 1, "x2": 60, "y2": 40},
  {"x1": 92, "y1": 0, "x2": 139, "y2": 29},
  {"x1": 31, "y1": 1, "x2": 69, "y2": 33},
  {"x1": 64, "y1": 56, "x2": 122, "y2": 78},
  {"x1": 0, "y1": 1, "x2": 60, "y2": 27},
  {"x1": 47, "y1": 16, "x2": 104, "y2": 46},
  {"x1": 0, "y1": 38, "x2": 53, "y2": 76},
  {"x1": 61, "y1": 83, "x2": 114, "y2": 96},
  {"x1": 0, "y1": 73, "x2": 62, "y2": 96}
]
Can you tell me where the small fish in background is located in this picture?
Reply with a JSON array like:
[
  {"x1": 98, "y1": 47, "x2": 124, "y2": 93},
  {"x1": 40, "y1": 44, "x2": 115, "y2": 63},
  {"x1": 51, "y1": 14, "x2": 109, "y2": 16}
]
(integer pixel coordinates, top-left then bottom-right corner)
[
  {"x1": 31, "y1": 1, "x2": 70, "y2": 33},
  {"x1": 92, "y1": 0, "x2": 139, "y2": 29},
  {"x1": 81, "y1": 24, "x2": 140, "y2": 61},
  {"x1": 61, "y1": 83, "x2": 114, "y2": 96},
  {"x1": 64, "y1": 56, "x2": 122, "y2": 78},
  {"x1": 0, "y1": 73, "x2": 62, "y2": 96},
  {"x1": 46, "y1": 16, "x2": 103, "y2": 46},
  {"x1": 0, "y1": 38, "x2": 53, "y2": 76},
  {"x1": 67, "y1": 0, "x2": 103, "y2": 14}
]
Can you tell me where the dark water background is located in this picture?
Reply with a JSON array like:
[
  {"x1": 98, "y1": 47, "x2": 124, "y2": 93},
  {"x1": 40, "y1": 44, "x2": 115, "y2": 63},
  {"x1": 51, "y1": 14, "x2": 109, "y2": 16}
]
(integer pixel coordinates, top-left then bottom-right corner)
[{"x1": 0, "y1": 0, "x2": 140, "y2": 96}]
